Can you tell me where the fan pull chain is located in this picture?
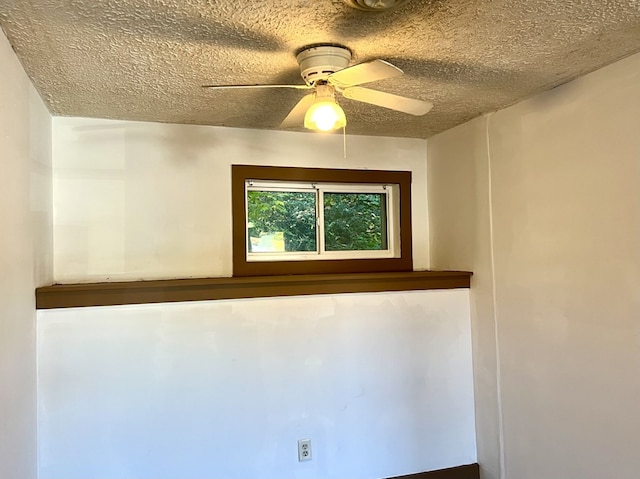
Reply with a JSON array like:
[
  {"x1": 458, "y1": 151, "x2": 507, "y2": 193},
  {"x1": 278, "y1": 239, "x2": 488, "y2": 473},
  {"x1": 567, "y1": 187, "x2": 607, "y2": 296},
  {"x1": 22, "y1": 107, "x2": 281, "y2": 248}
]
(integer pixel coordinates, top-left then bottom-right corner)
[{"x1": 343, "y1": 125, "x2": 347, "y2": 159}]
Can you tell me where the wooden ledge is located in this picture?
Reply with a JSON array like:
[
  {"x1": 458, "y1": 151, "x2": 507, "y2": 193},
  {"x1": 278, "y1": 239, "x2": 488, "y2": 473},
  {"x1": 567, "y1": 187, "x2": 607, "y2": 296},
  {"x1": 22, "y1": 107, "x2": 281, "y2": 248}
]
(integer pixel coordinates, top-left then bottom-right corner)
[{"x1": 35, "y1": 270, "x2": 472, "y2": 310}]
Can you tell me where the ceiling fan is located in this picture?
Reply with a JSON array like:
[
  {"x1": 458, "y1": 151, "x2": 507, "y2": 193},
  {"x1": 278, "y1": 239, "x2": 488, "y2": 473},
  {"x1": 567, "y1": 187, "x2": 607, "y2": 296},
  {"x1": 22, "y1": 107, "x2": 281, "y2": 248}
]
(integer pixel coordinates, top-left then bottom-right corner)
[{"x1": 203, "y1": 45, "x2": 433, "y2": 132}]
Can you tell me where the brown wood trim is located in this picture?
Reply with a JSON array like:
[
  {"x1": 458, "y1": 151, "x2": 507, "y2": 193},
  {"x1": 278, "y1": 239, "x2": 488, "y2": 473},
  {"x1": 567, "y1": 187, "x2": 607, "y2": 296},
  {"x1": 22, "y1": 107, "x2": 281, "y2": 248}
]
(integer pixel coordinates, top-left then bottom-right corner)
[
  {"x1": 36, "y1": 270, "x2": 472, "y2": 309},
  {"x1": 232, "y1": 165, "x2": 413, "y2": 277},
  {"x1": 386, "y1": 464, "x2": 479, "y2": 479}
]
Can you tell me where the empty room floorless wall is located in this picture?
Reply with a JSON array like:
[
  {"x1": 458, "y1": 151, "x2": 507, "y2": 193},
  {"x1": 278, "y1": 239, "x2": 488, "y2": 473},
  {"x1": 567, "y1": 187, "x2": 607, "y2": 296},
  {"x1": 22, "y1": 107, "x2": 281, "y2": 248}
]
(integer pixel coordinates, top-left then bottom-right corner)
[
  {"x1": 428, "y1": 53, "x2": 640, "y2": 479},
  {"x1": 0, "y1": 28, "x2": 53, "y2": 479},
  {"x1": 51, "y1": 121, "x2": 430, "y2": 282},
  {"x1": 38, "y1": 290, "x2": 476, "y2": 479},
  {"x1": 40, "y1": 118, "x2": 477, "y2": 478}
]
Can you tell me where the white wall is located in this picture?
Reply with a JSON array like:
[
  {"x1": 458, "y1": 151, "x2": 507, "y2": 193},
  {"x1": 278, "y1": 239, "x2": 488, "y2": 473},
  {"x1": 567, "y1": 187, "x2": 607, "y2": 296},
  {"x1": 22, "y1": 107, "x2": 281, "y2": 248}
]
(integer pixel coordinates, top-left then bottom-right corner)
[
  {"x1": 38, "y1": 290, "x2": 476, "y2": 479},
  {"x1": 41, "y1": 107, "x2": 478, "y2": 479},
  {"x1": 52, "y1": 120, "x2": 429, "y2": 282},
  {"x1": 0, "y1": 29, "x2": 53, "y2": 479},
  {"x1": 428, "y1": 117, "x2": 501, "y2": 479},
  {"x1": 428, "y1": 53, "x2": 640, "y2": 479}
]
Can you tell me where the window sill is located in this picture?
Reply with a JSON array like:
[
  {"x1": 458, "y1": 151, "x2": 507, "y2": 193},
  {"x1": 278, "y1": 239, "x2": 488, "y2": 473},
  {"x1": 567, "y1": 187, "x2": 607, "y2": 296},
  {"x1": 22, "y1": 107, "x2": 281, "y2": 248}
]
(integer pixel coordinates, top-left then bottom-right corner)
[{"x1": 35, "y1": 270, "x2": 472, "y2": 310}]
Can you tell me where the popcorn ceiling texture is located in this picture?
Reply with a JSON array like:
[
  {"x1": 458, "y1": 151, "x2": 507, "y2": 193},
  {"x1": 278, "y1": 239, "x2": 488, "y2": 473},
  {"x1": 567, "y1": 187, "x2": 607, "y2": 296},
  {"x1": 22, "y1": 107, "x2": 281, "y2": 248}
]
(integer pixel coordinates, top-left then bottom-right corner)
[{"x1": 1, "y1": 0, "x2": 639, "y2": 138}]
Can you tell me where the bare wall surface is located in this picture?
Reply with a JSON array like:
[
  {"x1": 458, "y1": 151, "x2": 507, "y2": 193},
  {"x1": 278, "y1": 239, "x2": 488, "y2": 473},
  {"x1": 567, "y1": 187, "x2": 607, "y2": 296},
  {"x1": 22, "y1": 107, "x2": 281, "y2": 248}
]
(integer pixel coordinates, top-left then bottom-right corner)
[
  {"x1": 0, "y1": 28, "x2": 52, "y2": 479},
  {"x1": 52, "y1": 121, "x2": 429, "y2": 282},
  {"x1": 38, "y1": 289, "x2": 476, "y2": 479},
  {"x1": 428, "y1": 53, "x2": 640, "y2": 479},
  {"x1": 427, "y1": 117, "x2": 501, "y2": 479}
]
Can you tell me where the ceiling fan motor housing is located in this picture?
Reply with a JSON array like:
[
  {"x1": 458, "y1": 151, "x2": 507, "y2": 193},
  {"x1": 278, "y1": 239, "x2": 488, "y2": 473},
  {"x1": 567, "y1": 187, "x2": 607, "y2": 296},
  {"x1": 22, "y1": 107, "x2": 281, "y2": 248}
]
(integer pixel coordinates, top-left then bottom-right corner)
[{"x1": 297, "y1": 46, "x2": 352, "y2": 85}]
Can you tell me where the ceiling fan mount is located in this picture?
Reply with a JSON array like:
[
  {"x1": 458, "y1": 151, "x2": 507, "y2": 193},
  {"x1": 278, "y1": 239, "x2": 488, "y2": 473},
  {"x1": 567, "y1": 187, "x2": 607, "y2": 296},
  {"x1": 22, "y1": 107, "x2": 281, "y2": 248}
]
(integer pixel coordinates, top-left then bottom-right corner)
[{"x1": 296, "y1": 45, "x2": 352, "y2": 86}]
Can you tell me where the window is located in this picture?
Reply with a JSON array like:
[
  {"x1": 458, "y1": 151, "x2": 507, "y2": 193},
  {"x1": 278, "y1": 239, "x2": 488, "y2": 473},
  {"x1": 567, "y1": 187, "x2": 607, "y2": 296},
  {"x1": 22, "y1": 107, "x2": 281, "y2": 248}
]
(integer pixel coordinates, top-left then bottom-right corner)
[
  {"x1": 232, "y1": 165, "x2": 412, "y2": 276},
  {"x1": 246, "y1": 180, "x2": 398, "y2": 260}
]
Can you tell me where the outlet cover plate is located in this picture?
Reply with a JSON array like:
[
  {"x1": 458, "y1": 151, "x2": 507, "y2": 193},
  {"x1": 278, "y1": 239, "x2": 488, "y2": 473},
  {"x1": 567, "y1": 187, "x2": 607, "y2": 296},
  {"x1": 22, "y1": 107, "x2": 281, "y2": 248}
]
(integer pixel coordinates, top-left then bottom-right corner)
[{"x1": 298, "y1": 438, "x2": 312, "y2": 462}]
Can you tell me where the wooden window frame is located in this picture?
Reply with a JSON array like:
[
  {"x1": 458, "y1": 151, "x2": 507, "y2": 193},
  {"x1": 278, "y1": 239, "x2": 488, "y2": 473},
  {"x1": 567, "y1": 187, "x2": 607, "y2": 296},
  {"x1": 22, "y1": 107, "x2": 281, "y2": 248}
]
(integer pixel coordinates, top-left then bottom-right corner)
[{"x1": 232, "y1": 165, "x2": 413, "y2": 277}]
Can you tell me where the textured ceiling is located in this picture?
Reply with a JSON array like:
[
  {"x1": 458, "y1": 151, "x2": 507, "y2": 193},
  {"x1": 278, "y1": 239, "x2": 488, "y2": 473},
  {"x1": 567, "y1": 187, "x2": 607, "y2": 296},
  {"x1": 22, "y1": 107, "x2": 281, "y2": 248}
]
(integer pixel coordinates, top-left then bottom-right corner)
[{"x1": 1, "y1": 0, "x2": 639, "y2": 138}]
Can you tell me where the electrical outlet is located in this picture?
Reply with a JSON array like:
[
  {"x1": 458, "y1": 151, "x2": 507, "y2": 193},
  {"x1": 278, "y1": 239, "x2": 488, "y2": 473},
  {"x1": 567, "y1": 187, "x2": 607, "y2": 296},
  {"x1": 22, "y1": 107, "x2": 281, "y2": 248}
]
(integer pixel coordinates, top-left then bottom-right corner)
[{"x1": 298, "y1": 438, "x2": 312, "y2": 462}]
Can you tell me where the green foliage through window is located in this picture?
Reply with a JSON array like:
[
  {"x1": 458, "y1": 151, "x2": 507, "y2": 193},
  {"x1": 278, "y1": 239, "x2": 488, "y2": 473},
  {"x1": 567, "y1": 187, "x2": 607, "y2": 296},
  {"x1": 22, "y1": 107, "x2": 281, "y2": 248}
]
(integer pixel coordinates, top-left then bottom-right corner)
[
  {"x1": 246, "y1": 184, "x2": 392, "y2": 255},
  {"x1": 247, "y1": 191, "x2": 316, "y2": 252},
  {"x1": 324, "y1": 193, "x2": 387, "y2": 251}
]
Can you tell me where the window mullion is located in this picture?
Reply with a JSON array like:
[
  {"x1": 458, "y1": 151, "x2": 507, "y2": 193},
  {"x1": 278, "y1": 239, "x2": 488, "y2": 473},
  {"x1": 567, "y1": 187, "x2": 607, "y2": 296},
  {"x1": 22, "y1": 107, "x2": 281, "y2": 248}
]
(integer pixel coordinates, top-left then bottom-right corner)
[
  {"x1": 317, "y1": 189, "x2": 325, "y2": 255},
  {"x1": 381, "y1": 186, "x2": 389, "y2": 250}
]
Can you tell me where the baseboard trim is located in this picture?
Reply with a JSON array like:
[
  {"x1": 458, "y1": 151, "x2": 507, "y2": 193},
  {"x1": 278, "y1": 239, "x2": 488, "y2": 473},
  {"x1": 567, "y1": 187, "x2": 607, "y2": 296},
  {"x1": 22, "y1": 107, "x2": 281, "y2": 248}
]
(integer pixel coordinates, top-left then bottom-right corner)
[{"x1": 386, "y1": 463, "x2": 479, "y2": 479}]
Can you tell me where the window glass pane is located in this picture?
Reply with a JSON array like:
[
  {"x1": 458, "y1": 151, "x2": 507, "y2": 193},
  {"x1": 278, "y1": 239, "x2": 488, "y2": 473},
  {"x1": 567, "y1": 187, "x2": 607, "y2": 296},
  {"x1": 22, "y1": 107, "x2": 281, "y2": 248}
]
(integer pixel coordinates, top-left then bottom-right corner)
[
  {"x1": 247, "y1": 191, "x2": 317, "y2": 252},
  {"x1": 324, "y1": 193, "x2": 388, "y2": 251}
]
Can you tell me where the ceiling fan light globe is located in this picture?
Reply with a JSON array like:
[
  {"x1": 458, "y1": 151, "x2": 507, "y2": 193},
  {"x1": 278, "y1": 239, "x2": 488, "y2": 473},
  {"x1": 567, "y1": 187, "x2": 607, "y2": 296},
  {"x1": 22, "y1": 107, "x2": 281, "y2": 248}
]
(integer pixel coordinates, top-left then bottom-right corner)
[{"x1": 304, "y1": 101, "x2": 346, "y2": 132}]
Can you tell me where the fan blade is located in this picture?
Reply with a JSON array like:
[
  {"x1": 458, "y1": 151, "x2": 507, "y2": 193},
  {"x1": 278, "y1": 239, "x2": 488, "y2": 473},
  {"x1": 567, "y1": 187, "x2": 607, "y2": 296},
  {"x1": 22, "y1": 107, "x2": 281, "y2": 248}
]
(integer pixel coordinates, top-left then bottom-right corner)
[
  {"x1": 342, "y1": 87, "x2": 433, "y2": 116},
  {"x1": 203, "y1": 84, "x2": 312, "y2": 90},
  {"x1": 280, "y1": 94, "x2": 316, "y2": 128},
  {"x1": 327, "y1": 60, "x2": 403, "y2": 88}
]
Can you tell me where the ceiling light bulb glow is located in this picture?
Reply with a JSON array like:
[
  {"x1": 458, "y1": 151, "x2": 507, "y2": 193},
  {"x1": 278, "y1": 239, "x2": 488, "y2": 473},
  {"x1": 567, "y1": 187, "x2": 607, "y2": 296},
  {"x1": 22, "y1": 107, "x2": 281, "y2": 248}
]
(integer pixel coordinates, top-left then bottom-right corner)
[{"x1": 304, "y1": 101, "x2": 347, "y2": 132}]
